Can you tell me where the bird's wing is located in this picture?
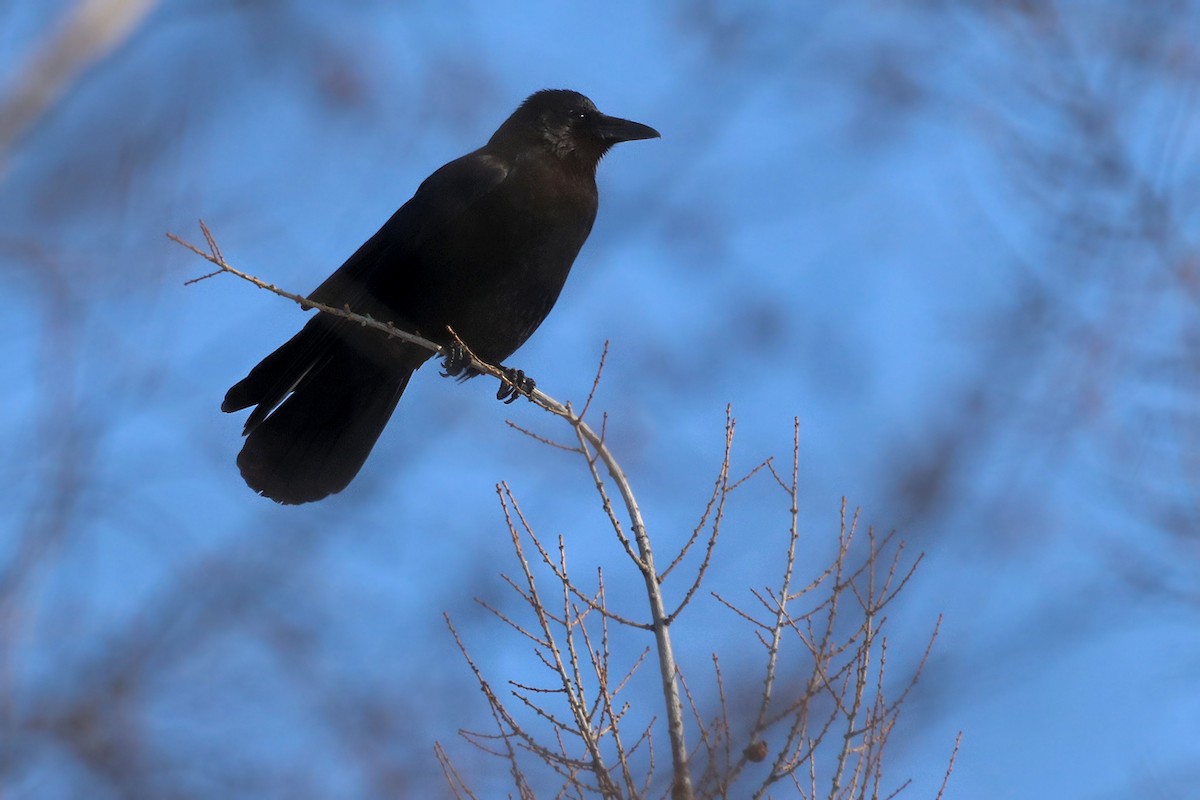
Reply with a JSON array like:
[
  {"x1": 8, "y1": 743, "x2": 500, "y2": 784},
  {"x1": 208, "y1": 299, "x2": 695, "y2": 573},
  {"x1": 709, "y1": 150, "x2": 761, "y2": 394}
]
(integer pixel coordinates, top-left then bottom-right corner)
[{"x1": 308, "y1": 151, "x2": 510, "y2": 309}]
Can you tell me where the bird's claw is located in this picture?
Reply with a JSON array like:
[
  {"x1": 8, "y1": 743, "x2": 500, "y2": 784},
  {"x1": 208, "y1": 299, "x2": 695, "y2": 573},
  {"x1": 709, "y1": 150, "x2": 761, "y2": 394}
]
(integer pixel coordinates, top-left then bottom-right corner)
[
  {"x1": 443, "y1": 345, "x2": 533, "y2": 402},
  {"x1": 440, "y1": 342, "x2": 474, "y2": 380},
  {"x1": 496, "y1": 367, "x2": 535, "y2": 404}
]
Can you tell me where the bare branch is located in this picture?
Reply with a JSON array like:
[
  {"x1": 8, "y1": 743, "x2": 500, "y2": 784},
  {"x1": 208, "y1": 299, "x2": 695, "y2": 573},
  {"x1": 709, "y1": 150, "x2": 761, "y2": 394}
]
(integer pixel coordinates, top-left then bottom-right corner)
[{"x1": 177, "y1": 226, "x2": 952, "y2": 799}]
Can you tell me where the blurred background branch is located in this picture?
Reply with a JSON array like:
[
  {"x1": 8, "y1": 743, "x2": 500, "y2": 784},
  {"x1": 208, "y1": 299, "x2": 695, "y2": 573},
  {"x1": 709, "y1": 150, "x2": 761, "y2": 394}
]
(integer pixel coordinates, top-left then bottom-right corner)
[{"x1": 0, "y1": 0, "x2": 158, "y2": 163}]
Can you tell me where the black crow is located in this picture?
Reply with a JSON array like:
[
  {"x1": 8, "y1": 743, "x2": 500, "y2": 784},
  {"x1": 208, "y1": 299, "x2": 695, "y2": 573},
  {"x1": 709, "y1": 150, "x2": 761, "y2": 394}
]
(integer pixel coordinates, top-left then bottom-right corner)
[{"x1": 222, "y1": 89, "x2": 659, "y2": 504}]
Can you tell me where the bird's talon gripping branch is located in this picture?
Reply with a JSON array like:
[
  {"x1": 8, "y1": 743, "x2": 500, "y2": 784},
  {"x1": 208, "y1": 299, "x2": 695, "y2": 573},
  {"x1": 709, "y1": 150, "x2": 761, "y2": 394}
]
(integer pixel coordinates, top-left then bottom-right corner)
[
  {"x1": 440, "y1": 342, "x2": 472, "y2": 379},
  {"x1": 497, "y1": 368, "x2": 536, "y2": 404}
]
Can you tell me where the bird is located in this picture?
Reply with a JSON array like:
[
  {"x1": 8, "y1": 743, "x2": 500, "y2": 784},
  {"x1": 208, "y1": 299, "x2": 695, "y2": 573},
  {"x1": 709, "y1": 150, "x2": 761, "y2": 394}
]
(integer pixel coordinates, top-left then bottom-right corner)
[{"x1": 222, "y1": 89, "x2": 660, "y2": 504}]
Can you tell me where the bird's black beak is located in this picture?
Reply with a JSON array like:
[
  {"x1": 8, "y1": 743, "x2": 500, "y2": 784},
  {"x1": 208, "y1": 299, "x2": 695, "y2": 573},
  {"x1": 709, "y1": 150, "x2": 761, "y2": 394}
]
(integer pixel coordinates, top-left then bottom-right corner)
[{"x1": 596, "y1": 114, "x2": 661, "y2": 144}]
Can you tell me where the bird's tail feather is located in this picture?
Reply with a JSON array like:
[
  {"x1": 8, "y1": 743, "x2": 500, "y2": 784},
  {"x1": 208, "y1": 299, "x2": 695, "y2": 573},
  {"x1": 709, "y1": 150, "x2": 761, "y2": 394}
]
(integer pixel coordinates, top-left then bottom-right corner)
[{"x1": 224, "y1": 315, "x2": 428, "y2": 504}]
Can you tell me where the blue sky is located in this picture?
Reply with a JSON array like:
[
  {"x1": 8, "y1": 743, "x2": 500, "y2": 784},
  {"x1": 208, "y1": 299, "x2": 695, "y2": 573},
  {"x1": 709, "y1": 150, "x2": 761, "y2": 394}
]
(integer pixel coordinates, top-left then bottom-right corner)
[{"x1": 3, "y1": 2, "x2": 1198, "y2": 798}]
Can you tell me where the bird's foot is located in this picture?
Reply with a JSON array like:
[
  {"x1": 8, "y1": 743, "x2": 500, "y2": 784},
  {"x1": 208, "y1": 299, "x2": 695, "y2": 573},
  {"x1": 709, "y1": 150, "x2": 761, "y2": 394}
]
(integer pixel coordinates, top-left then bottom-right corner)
[
  {"x1": 496, "y1": 367, "x2": 536, "y2": 404},
  {"x1": 442, "y1": 344, "x2": 534, "y2": 402},
  {"x1": 440, "y1": 342, "x2": 478, "y2": 381}
]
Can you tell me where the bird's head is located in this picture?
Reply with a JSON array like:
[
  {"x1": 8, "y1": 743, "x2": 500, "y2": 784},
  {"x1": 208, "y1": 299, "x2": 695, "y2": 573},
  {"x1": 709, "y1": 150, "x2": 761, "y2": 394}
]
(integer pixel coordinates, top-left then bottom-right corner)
[{"x1": 490, "y1": 89, "x2": 660, "y2": 168}]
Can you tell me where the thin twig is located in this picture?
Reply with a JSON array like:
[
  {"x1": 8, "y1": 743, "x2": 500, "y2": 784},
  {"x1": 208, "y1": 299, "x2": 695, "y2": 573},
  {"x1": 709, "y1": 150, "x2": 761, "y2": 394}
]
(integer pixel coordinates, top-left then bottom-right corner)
[{"x1": 935, "y1": 731, "x2": 963, "y2": 800}]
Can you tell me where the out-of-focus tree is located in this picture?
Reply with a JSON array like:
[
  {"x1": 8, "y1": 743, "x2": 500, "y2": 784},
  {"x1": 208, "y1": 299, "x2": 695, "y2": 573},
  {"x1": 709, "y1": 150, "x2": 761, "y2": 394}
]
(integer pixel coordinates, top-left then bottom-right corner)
[
  {"x1": 883, "y1": 2, "x2": 1200, "y2": 597},
  {"x1": 3, "y1": 0, "x2": 1198, "y2": 797}
]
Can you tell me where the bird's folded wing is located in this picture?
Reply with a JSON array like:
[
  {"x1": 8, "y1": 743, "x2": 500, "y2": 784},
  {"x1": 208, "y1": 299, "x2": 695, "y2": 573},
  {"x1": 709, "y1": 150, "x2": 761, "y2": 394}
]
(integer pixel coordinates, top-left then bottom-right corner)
[{"x1": 308, "y1": 151, "x2": 510, "y2": 310}]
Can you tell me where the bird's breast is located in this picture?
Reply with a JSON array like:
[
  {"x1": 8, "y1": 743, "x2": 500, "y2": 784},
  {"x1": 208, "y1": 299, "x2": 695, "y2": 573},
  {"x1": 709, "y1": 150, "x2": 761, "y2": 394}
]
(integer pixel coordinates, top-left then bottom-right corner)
[{"x1": 403, "y1": 163, "x2": 599, "y2": 362}]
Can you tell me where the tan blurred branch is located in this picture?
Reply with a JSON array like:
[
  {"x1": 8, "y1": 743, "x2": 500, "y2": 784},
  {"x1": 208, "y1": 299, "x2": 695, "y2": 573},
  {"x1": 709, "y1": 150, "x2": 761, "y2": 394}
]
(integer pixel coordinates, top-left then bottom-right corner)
[{"x1": 0, "y1": 0, "x2": 158, "y2": 159}]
